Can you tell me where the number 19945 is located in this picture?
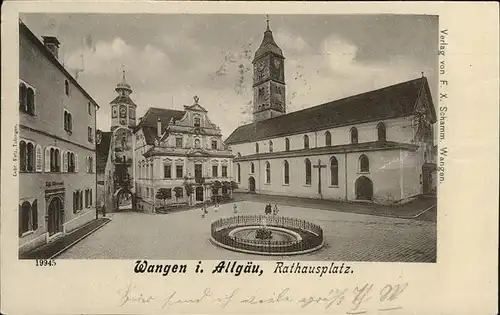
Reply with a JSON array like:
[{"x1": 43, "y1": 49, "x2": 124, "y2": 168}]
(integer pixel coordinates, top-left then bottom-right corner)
[{"x1": 35, "y1": 259, "x2": 56, "y2": 266}]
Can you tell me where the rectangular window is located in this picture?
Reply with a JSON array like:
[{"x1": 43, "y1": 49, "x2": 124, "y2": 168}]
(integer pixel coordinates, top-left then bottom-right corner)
[
  {"x1": 176, "y1": 165, "x2": 183, "y2": 178},
  {"x1": 222, "y1": 166, "x2": 227, "y2": 178},
  {"x1": 211, "y1": 140, "x2": 217, "y2": 150},
  {"x1": 176, "y1": 137, "x2": 183, "y2": 148},
  {"x1": 88, "y1": 102, "x2": 92, "y2": 115},
  {"x1": 88, "y1": 126, "x2": 93, "y2": 143},
  {"x1": 164, "y1": 165, "x2": 171, "y2": 178},
  {"x1": 85, "y1": 189, "x2": 89, "y2": 208},
  {"x1": 212, "y1": 165, "x2": 218, "y2": 178},
  {"x1": 64, "y1": 110, "x2": 72, "y2": 132},
  {"x1": 80, "y1": 191, "x2": 83, "y2": 209}
]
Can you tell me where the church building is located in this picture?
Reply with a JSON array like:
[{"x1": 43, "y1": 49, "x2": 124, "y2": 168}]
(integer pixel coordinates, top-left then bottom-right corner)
[{"x1": 226, "y1": 20, "x2": 437, "y2": 205}]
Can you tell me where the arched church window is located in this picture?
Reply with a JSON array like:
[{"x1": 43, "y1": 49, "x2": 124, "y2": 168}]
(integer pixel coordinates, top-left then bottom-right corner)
[
  {"x1": 194, "y1": 117, "x2": 201, "y2": 127},
  {"x1": 269, "y1": 140, "x2": 273, "y2": 152},
  {"x1": 285, "y1": 138, "x2": 290, "y2": 151},
  {"x1": 283, "y1": 160, "x2": 290, "y2": 185},
  {"x1": 359, "y1": 155, "x2": 369, "y2": 173},
  {"x1": 350, "y1": 127, "x2": 358, "y2": 144},
  {"x1": 303, "y1": 135, "x2": 309, "y2": 149},
  {"x1": 255, "y1": 143, "x2": 259, "y2": 153},
  {"x1": 265, "y1": 161, "x2": 271, "y2": 184},
  {"x1": 237, "y1": 163, "x2": 241, "y2": 182},
  {"x1": 377, "y1": 122, "x2": 386, "y2": 141},
  {"x1": 305, "y1": 158, "x2": 312, "y2": 185},
  {"x1": 250, "y1": 162, "x2": 255, "y2": 174},
  {"x1": 330, "y1": 157, "x2": 338, "y2": 186},
  {"x1": 325, "y1": 131, "x2": 332, "y2": 146}
]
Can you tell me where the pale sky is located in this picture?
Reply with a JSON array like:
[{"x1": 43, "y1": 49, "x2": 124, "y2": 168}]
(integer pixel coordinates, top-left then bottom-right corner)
[{"x1": 21, "y1": 14, "x2": 438, "y2": 138}]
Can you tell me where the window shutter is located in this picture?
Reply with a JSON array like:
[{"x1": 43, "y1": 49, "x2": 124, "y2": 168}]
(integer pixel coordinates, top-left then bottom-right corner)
[
  {"x1": 35, "y1": 145, "x2": 43, "y2": 172},
  {"x1": 32, "y1": 200, "x2": 38, "y2": 230},
  {"x1": 75, "y1": 154, "x2": 79, "y2": 172},
  {"x1": 44, "y1": 148, "x2": 51, "y2": 172},
  {"x1": 62, "y1": 150, "x2": 68, "y2": 172},
  {"x1": 19, "y1": 205, "x2": 23, "y2": 237}
]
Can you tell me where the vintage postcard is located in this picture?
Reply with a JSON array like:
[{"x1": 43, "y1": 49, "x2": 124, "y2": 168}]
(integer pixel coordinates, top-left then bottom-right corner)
[{"x1": 1, "y1": 1, "x2": 498, "y2": 314}]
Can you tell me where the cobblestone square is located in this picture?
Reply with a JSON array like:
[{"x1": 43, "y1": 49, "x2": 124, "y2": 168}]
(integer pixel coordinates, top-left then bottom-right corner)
[{"x1": 59, "y1": 201, "x2": 436, "y2": 262}]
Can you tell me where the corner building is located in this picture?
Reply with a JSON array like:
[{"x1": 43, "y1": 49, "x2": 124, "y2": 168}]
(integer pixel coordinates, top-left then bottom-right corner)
[
  {"x1": 226, "y1": 21, "x2": 437, "y2": 205},
  {"x1": 18, "y1": 21, "x2": 99, "y2": 255}
]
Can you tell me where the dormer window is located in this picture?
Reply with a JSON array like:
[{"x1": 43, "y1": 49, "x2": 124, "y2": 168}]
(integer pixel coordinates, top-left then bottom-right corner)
[
  {"x1": 194, "y1": 117, "x2": 201, "y2": 127},
  {"x1": 211, "y1": 140, "x2": 217, "y2": 150}
]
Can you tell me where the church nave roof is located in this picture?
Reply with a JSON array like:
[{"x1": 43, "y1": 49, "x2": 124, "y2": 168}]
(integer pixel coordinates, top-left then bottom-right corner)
[{"x1": 226, "y1": 76, "x2": 436, "y2": 145}]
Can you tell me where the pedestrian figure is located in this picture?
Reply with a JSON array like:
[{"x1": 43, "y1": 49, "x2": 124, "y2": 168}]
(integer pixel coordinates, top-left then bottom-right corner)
[
  {"x1": 214, "y1": 203, "x2": 219, "y2": 213},
  {"x1": 201, "y1": 204, "x2": 206, "y2": 218},
  {"x1": 233, "y1": 203, "x2": 238, "y2": 215},
  {"x1": 265, "y1": 203, "x2": 271, "y2": 215},
  {"x1": 204, "y1": 203, "x2": 208, "y2": 215},
  {"x1": 273, "y1": 204, "x2": 279, "y2": 216}
]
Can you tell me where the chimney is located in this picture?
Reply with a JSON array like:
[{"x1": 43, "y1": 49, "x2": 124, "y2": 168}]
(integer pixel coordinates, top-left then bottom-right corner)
[
  {"x1": 157, "y1": 118, "x2": 162, "y2": 138},
  {"x1": 42, "y1": 36, "x2": 61, "y2": 59}
]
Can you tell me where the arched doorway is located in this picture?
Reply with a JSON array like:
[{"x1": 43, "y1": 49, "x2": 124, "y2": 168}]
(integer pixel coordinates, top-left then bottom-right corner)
[
  {"x1": 248, "y1": 176, "x2": 256, "y2": 193},
  {"x1": 47, "y1": 197, "x2": 63, "y2": 236},
  {"x1": 195, "y1": 186, "x2": 204, "y2": 202},
  {"x1": 115, "y1": 188, "x2": 133, "y2": 211},
  {"x1": 355, "y1": 176, "x2": 373, "y2": 201}
]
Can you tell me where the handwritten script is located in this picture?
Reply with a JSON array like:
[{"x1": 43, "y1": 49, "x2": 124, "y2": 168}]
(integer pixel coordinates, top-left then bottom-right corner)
[{"x1": 118, "y1": 282, "x2": 408, "y2": 313}]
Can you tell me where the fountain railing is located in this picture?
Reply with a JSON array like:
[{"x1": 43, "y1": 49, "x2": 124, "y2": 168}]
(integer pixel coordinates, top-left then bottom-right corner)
[{"x1": 211, "y1": 214, "x2": 323, "y2": 254}]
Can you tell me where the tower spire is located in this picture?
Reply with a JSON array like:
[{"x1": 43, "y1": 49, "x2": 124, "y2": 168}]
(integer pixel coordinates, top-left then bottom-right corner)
[
  {"x1": 266, "y1": 14, "x2": 270, "y2": 30},
  {"x1": 115, "y1": 65, "x2": 132, "y2": 96},
  {"x1": 121, "y1": 64, "x2": 126, "y2": 82}
]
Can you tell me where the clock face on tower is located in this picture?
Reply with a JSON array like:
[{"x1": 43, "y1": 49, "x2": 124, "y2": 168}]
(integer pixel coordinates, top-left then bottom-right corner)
[
  {"x1": 119, "y1": 106, "x2": 127, "y2": 118},
  {"x1": 253, "y1": 58, "x2": 269, "y2": 84}
]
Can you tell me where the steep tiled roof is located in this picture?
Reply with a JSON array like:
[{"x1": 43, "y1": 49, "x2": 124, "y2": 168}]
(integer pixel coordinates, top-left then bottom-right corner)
[
  {"x1": 19, "y1": 20, "x2": 100, "y2": 109},
  {"x1": 254, "y1": 27, "x2": 284, "y2": 60},
  {"x1": 226, "y1": 77, "x2": 436, "y2": 145},
  {"x1": 96, "y1": 131, "x2": 112, "y2": 173},
  {"x1": 110, "y1": 95, "x2": 137, "y2": 106},
  {"x1": 134, "y1": 107, "x2": 185, "y2": 144}
]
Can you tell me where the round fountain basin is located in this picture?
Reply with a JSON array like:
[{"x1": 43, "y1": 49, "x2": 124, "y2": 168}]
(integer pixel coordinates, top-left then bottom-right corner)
[
  {"x1": 229, "y1": 225, "x2": 302, "y2": 246},
  {"x1": 210, "y1": 215, "x2": 324, "y2": 256}
]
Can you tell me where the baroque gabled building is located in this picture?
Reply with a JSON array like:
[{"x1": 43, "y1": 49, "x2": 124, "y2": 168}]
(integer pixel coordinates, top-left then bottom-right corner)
[
  {"x1": 226, "y1": 19, "x2": 437, "y2": 205},
  {"x1": 134, "y1": 96, "x2": 234, "y2": 212},
  {"x1": 18, "y1": 21, "x2": 99, "y2": 255}
]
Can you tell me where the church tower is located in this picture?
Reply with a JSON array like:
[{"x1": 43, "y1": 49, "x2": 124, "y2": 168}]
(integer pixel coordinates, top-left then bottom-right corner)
[
  {"x1": 110, "y1": 68, "x2": 137, "y2": 131},
  {"x1": 252, "y1": 16, "x2": 286, "y2": 122}
]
